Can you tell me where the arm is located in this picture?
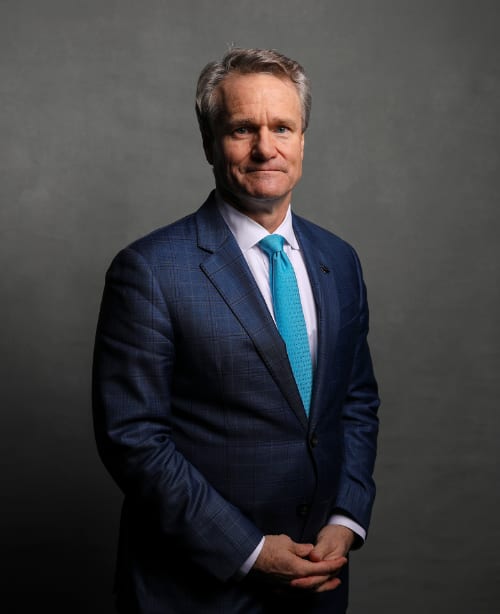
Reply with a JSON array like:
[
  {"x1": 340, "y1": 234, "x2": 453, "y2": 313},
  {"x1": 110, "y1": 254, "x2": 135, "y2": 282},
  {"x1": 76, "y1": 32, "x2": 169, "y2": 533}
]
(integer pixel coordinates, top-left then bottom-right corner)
[
  {"x1": 292, "y1": 247, "x2": 379, "y2": 592},
  {"x1": 333, "y1": 247, "x2": 380, "y2": 531},
  {"x1": 92, "y1": 246, "x2": 263, "y2": 581}
]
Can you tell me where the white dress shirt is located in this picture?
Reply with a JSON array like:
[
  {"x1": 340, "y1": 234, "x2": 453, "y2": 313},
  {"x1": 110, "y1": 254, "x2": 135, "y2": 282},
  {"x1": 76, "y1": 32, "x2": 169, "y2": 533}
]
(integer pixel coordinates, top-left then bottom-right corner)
[{"x1": 216, "y1": 196, "x2": 365, "y2": 576}]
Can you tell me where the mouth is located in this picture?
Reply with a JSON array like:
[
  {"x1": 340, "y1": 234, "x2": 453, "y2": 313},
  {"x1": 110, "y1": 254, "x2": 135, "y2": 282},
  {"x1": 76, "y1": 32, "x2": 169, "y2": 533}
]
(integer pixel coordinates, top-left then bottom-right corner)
[{"x1": 245, "y1": 168, "x2": 286, "y2": 174}]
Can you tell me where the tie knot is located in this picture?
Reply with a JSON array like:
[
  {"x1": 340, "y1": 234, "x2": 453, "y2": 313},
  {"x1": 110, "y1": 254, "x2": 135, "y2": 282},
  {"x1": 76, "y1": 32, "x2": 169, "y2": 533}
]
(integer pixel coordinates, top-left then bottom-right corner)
[{"x1": 259, "y1": 234, "x2": 285, "y2": 257}]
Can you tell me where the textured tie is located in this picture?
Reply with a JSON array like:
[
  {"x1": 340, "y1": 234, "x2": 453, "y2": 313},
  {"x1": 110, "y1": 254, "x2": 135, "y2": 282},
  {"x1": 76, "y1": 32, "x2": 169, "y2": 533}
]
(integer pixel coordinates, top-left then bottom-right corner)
[{"x1": 259, "y1": 234, "x2": 313, "y2": 414}]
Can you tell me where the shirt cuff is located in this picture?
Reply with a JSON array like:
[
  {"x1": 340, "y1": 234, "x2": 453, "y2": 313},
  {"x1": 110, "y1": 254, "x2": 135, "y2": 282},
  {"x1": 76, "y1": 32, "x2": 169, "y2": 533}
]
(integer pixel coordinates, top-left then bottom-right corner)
[
  {"x1": 328, "y1": 514, "x2": 366, "y2": 543},
  {"x1": 236, "y1": 536, "x2": 265, "y2": 578}
]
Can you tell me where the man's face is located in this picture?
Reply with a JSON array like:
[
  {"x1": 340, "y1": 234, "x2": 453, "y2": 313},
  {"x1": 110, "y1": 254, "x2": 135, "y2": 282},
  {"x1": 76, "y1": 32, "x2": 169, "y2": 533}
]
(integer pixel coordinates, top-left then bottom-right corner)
[{"x1": 206, "y1": 73, "x2": 305, "y2": 218}]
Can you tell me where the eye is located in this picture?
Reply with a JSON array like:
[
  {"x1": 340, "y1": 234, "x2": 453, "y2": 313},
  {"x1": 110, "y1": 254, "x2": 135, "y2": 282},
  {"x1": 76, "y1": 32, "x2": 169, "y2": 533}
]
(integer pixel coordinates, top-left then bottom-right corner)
[
  {"x1": 234, "y1": 127, "x2": 249, "y2": 135},
  {"x1": 275, "y1": 126, "x2": 289, "y2": 134}
]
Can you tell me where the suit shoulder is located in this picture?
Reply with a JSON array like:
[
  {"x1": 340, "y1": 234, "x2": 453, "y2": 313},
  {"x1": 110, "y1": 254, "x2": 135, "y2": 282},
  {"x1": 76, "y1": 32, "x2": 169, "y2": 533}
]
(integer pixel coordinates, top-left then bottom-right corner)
[
  {"x1": 110, "y1": 192, "x2": 221, "y2": 266},
  {"x1": 114, "y1": 211, "x2": 198, "y2": 266}
]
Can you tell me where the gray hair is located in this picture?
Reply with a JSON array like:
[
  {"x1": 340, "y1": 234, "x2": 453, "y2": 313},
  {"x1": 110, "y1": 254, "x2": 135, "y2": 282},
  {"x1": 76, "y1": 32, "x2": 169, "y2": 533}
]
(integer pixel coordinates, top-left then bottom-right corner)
[{"x1": 195, "y1": 47, "x2": 312, "y2": 144}]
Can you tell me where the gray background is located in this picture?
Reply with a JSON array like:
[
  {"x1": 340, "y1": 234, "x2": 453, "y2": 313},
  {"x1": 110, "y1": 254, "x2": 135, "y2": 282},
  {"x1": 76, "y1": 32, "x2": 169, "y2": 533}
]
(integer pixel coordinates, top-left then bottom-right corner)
[{"x1": 1, "y1": 1, "x2": 499, "y2": 612}]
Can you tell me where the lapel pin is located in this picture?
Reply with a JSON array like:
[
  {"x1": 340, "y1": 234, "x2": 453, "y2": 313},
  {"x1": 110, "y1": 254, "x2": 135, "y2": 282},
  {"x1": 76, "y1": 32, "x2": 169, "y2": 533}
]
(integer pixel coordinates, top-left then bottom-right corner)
[{"x1": 320, "y1": 264, "x2": 330, "y2": 274}]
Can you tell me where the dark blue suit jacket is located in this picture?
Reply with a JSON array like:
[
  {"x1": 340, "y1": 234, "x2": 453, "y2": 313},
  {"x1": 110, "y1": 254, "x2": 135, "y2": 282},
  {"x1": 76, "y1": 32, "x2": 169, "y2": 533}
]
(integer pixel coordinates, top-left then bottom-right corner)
[{"x1": 92, "y1": 192, "x2": 379, "y2": 613}]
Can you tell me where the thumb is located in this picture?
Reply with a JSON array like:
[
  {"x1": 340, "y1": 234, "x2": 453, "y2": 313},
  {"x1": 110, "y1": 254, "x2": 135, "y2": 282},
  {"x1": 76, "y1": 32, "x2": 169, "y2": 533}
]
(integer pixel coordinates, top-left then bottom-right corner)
[
  {"x1": 308, "y1": 541, "x2": 330, "y2": 562},
  {"x1": 309, "y1": 531, "x2": 345, "y2": 562},
  {"x1": 292, "y1": 541, "x2": 315, "y2": 559}
]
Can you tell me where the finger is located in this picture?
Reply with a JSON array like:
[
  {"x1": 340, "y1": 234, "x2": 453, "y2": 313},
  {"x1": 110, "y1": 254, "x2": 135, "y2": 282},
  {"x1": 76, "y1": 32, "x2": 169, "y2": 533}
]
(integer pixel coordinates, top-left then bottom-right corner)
[
  {"x1": 291, "y1": 572, "x2": 343, "y2": 592},
  {"x1": 290, "y1": 574, "x2": 330, "y2": 590},
  {"x1": 316, "y1": 577, "x2": 342, "y2": 593},
  {"x1": 292, "y1": 556, "x2": 347, "y2": 582},
  {"x1": 309, "y1": 556, "x2": 347, "y2": 574},
  {"x1": 308, "y1": 544, "x2": 330, "y2": 562},
  {"x1": 292, "y1": 542, "x2": 315, "y2": 559},
  {"x1": 309, "y1": 542, "x2": 345, "y2": 562}
]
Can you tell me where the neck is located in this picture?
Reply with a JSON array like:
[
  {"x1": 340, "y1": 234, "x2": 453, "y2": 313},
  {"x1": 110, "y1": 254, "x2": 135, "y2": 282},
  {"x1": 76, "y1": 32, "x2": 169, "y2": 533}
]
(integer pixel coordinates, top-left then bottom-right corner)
[{"x1": 218, "y1": 189, "x2": 291, "y2": 233}]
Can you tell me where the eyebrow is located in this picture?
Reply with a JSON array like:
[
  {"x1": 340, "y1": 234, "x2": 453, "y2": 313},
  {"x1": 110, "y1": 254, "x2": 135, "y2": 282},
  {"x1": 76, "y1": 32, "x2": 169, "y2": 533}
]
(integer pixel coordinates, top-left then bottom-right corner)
[
  {"x1": 226, "y1": 118, "x2": 255, "y2": 129},
  {"x1": 225, "y1": 117, "x2": 299, "y2": 130}
]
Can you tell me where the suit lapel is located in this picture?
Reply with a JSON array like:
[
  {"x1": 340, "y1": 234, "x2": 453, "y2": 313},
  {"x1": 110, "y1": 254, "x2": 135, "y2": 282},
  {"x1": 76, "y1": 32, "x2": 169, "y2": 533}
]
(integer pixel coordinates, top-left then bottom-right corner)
[
  {"x1": 196, "y1": 195, "x2": 308, "y2": 431},
  {"x1": 293, "y1": 217, "x2": 341, "y2": 430}
]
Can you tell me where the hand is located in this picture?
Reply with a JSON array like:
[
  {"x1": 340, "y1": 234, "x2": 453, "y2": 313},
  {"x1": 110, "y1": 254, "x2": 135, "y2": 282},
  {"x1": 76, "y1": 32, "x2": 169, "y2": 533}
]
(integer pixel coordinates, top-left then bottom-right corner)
[
  {"x1": 289, "y1": 525, "x2": 354, "y2": 592},
  {"x1": 251, "y1": 534, "x2": 347, "y2": 588}
]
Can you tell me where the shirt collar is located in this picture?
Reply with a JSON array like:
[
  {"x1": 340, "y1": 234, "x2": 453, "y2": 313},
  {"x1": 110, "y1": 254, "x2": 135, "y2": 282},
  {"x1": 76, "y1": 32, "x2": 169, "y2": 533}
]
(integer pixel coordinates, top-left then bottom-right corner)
[{"x1": 216, "y1": 192, "x2": 300, "y2": 254}]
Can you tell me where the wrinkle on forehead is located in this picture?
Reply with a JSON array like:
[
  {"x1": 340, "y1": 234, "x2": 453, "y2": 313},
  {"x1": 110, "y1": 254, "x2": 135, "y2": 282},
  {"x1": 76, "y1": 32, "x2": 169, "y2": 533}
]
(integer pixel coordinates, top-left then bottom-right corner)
[{"x1": 213, "y1": 73, "x2": 302, "y2": 131}]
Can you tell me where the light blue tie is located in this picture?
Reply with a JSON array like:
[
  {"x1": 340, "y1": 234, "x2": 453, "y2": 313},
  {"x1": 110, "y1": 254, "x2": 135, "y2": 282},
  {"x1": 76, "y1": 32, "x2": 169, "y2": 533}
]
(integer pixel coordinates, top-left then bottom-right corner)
[{"x1": 259, "y1": 234, "x2": 313, "y2": 415}]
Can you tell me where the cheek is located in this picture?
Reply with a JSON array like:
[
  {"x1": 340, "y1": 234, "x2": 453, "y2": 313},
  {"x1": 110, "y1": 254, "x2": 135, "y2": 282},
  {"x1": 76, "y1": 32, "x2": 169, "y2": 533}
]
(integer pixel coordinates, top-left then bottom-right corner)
[
  {"x1": 224, "y1": 140, "x2": 251, "y2": 163},
  {"x1": 215, "y1": 148, "x2": 239, "y2": 174}
]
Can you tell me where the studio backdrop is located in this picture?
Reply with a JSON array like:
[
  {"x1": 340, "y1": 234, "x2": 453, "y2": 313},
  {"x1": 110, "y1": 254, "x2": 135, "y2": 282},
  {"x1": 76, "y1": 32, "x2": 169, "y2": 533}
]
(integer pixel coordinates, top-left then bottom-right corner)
[{"x1": 1, "y1": 1, "x2": 499, "y2": 612}]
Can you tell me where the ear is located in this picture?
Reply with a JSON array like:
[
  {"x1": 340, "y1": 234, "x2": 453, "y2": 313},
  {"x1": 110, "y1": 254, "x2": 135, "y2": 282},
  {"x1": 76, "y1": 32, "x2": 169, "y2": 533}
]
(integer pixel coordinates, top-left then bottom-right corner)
[{"x1": 300, "y1": 132, "x2": 305, "y2": 160}]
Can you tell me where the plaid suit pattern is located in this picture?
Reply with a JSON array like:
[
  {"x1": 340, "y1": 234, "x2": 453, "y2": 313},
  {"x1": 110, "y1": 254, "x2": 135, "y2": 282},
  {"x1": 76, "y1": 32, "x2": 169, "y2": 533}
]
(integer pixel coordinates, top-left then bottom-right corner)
[{"x1": 93, "y1": 191, "x2": 379, "y2": 613}]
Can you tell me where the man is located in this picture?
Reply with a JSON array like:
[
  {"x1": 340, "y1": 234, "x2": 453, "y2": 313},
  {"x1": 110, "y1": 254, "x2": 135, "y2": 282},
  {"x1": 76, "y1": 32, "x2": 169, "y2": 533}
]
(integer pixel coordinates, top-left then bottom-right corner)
[{"x1": 93, "y1": 48, "x2": 379, "y2": 613}]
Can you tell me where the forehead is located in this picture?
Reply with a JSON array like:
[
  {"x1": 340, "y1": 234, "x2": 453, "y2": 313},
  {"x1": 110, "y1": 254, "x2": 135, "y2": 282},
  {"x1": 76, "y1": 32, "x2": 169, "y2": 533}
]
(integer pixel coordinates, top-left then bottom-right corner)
[{"x1": 214, "y1": 73, "x2": 302, "y2": 119}]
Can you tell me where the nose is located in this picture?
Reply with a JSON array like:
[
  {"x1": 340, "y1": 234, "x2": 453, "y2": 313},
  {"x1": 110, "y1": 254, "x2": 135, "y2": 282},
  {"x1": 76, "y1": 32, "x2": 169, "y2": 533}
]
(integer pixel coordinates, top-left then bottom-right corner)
[{"x1": 251, "y1": 128, "x2": 277, "y2": 160}]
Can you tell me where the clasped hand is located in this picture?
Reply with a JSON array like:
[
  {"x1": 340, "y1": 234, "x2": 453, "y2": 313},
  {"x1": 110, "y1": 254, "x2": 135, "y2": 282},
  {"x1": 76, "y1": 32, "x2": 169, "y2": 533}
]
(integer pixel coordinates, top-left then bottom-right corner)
[{"x1": 252, "y1": 525, "x2": 354, "y2": 593}]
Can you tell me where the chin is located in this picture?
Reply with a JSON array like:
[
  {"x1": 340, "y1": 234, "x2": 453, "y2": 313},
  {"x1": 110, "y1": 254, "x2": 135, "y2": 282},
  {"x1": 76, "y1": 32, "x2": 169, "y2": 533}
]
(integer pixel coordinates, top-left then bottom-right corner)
[
  {"x1": 243, "y1": 181, "x2": 291, "y2": 201},
  {"x1": 244, "y1": 190, "x2": 289, "y2": 204}
]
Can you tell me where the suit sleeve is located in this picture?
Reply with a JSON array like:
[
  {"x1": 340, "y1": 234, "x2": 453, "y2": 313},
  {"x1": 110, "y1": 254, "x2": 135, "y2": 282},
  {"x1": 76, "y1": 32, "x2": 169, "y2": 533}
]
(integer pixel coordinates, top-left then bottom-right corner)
[
  {"x1": 333, "y1": 247, "x2": 380, "y2": 535},
  {"x1": 92, "y1": 246, "x2": 263, "y2": 581}
]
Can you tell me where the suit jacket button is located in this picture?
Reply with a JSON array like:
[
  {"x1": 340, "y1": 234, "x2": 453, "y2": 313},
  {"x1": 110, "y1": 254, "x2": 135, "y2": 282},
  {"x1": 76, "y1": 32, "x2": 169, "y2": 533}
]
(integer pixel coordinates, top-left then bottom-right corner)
[
  {"x1": 310, "y1": 433, "x2": 318, "y2": 448},
  {"x1": 296, "y1": 504, "x2": 310, "y2": 517}
]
